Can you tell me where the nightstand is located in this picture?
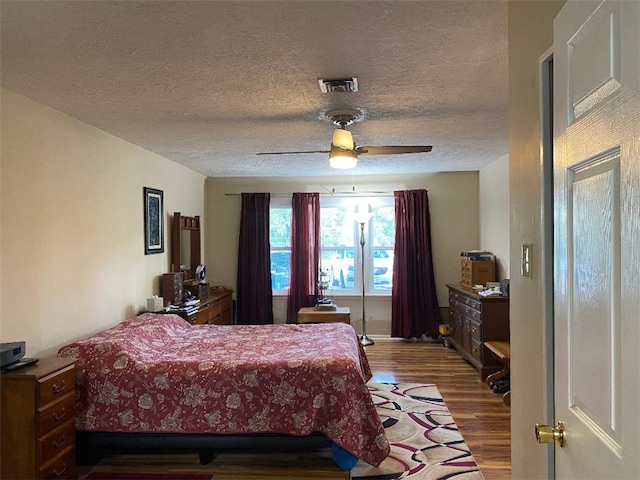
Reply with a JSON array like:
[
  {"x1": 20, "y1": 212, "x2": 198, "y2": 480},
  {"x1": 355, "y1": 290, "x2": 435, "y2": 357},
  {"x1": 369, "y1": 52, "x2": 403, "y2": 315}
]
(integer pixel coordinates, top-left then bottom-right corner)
[
  {"x1": 1, "y1": 357, "x2": 76, "y2": 479},
  {"x1": 297, "y1": 307, "x2": 351, "y2": 324}
]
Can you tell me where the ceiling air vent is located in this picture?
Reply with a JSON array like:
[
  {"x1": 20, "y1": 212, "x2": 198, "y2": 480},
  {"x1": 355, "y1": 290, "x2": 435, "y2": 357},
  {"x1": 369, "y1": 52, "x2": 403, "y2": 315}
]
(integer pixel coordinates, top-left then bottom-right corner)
[{"x1": 318, "y1": 77, "x2": 359, "y2": 93}]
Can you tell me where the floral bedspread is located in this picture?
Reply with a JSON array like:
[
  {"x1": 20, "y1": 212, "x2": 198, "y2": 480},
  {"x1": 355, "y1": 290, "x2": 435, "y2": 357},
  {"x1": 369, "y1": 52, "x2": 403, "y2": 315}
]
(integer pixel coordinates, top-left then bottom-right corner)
[{"x1": 57, "y1": 313, "x2": 389, "y2": 466}]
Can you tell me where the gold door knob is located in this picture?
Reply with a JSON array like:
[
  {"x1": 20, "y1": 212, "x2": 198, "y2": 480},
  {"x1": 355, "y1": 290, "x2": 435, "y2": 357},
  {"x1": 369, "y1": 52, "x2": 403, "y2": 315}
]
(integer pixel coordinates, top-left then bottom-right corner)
[{"x1": 535, "y1": 421, "x2": 566, "y2": 448}]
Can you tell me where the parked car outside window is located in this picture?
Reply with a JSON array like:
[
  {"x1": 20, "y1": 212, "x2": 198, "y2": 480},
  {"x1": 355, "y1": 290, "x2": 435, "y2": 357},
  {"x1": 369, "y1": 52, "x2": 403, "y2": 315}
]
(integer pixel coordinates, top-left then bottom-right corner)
[
  {"x1": 270, "y1": 251, "x2": 290, "y2": 289},
  {"x1": 322, "y1": 248, "x2": 394, "y2": 290},
  {"x1": 321, "y1": 249, "x2": 355, "y2": 289},
  {"x1": 372, "y1": 249, "x2": 394, "y2": 289}
]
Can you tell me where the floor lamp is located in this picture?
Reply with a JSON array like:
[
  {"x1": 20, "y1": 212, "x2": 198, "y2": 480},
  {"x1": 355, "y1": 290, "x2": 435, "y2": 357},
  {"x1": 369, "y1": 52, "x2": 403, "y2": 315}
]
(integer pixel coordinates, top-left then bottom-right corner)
[{"x1": 354, "y1": 204, "x2": 373, "y2": 346}]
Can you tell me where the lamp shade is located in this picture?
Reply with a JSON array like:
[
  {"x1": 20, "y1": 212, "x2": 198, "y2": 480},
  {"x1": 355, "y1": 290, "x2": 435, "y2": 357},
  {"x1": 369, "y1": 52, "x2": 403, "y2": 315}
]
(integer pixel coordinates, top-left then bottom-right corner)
[
  {"x1": 353, "y1": 202, "x2": 373, "y2": 224},
  {"x1": 332, "y1": 128, "x2": 354, "y2": 150}
]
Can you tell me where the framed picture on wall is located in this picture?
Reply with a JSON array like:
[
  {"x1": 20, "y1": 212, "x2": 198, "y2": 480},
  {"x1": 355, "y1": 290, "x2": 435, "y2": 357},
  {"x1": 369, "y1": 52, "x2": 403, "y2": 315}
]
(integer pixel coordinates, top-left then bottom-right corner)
[{"x1": 144, "y1": 187, "x2": 164, "y2": 255}]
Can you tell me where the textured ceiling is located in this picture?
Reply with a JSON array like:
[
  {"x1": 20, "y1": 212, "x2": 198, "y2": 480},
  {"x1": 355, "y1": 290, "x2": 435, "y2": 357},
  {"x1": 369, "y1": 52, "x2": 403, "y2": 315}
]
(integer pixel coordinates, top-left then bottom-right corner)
[{"x1": 0, "y1": 0, "x2": 508, "y2": 178}]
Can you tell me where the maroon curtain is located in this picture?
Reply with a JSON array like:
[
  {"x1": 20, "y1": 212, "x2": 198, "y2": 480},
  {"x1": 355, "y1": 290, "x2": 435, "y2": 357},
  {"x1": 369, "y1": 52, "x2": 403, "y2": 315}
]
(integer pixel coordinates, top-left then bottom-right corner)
[
  {"x1": 236, "y1": 193, "x2": 274, "y2": 325},
  {"x1": 286, "y1": 193, "x2": 320, "y2": 323},
  {"x1": 391, "y1": 189, "x2": 441, "y2": 339}
]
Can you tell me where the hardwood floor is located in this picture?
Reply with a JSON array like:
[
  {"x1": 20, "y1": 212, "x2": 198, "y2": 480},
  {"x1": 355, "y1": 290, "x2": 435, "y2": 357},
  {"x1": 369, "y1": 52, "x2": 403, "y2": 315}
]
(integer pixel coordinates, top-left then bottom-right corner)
[
  {"x1": 77, "y1": 339, "x2": 510, "y2": 479},
  {"x1": 366, "y1": 339, "x2": 511, "y2": 480}
]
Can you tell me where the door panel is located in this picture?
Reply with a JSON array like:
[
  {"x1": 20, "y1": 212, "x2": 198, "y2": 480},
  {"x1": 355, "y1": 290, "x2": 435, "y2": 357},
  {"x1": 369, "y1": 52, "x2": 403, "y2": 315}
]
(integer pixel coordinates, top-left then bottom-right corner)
[
  {"x1": 569, "y1": 152, "x2": 621, "y2": 453},
  {"x1": 554, "y1": 0, "x2": 640, "y2": 478},
  {"x1": 568, "y1": 1, "x2": 621, "y2": 119}
]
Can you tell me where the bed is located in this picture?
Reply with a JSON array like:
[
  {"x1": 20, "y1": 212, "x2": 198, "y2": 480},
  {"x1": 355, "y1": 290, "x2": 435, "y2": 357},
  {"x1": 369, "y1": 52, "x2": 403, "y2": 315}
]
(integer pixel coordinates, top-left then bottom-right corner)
[{"x1": 57, "y1": 313, "x2": 390, "y2": 468}]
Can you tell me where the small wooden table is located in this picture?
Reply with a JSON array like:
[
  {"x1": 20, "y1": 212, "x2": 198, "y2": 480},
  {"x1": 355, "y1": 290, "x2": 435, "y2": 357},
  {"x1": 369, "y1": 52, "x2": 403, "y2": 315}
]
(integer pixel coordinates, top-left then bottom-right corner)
[
  {"x1": 484, "y1": 340, "x2": 511, "y2": 406},
  {"x1": 297, "y1": 307, "x2": 351, "y2": 324}
]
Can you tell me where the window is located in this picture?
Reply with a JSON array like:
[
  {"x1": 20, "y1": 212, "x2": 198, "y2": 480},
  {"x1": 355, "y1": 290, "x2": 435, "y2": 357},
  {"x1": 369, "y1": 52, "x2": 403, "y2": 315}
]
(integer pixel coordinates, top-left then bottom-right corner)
[
  {"x1": 269, "y1": 206, "x2": 291, "y2": 290},
  {"x1": 370, "y1": 204, "x2": 395, "y2": 291},
  {"x1": 269, "y1": 196, "x2": 394, "y2": 295},
  {"x1": 318, "y1": 201, "x2": 355, "y2": 291}
]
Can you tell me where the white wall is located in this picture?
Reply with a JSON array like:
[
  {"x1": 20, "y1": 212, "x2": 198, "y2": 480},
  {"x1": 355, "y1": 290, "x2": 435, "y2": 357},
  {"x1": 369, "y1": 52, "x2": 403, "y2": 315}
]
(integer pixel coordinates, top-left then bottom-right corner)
[
  {"x1": 0, "y1": 88, "x2": 205, "y2": 358},
  {"x1": 204, "y1": 173, "x2": 485, "y2": 335},
  {"x1": 0, "y1": 87, "x2": 512, "y2": 352},
  {"x1": 508, "y1": 1, "x2": 565, "y2": 478},
  {"x1": 479, "y1": 154, "x2": 510, "y2": 280}
]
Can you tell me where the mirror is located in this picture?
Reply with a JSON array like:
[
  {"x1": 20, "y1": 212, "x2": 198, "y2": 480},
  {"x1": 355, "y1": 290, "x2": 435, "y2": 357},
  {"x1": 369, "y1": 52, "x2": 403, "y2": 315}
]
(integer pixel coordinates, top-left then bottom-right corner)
[
  {"x1": 171, "y1": 212, "x2": 201, "y2": 280},
  {"x1": 180, "y1": 229, "x2": 191, "y2": 271}
]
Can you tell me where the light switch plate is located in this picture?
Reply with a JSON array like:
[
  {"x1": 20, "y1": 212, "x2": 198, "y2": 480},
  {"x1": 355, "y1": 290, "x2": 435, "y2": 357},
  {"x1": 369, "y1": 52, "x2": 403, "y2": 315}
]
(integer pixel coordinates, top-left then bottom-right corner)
[{"x1": 521, "y1": 243, "x2": 532, "y2": 278}]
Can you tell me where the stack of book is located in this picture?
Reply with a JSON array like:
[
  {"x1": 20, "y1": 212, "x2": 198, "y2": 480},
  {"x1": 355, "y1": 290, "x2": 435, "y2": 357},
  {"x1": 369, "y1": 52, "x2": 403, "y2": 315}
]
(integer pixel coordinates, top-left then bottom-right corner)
[
  {"x1": 460, "y1": 250, "x2": 495, "y2": 261},
  {"x1": 165, "y1": 299, "x2": 200, "y2": 316},
  {"x1": 315, "y1": 299, "x2": 337, "y2": 311}
]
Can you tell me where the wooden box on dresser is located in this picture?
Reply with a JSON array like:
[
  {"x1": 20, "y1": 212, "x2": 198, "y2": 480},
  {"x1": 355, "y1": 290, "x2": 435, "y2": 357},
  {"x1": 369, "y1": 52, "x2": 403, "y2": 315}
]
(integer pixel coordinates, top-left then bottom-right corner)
[
  {"x1": 1, "y1": 357, "x2": 76, "y2": 479},
  {"x1": 460, "y1": 258, "x2": 496, "y2": 286},
  {"x1": 161, "y1": 272, "x2": 183, "y2": 306},
  {"x1": 446, "y1": 283, "x2": 509, "y2": 380}
]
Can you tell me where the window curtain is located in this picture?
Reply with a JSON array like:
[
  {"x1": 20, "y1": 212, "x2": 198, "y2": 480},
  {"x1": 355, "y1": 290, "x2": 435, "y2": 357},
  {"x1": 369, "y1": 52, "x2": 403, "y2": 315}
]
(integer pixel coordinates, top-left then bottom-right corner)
[
  {"x1": 236, "y1": 193, "x2": 274, "y2": 325},
  {"x1": 286, "y1": 192, "x2": 320, "y2": 323},
  {"x1": 391, "y1": 189, "x2": 441, "y2": 339}
]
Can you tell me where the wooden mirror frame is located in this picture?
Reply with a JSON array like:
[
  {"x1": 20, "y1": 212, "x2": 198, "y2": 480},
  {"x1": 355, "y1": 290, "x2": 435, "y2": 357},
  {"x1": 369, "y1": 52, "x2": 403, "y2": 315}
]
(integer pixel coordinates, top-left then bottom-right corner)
[{"x1": 170, "y1": 212, "x2": 201, "y2": 279}]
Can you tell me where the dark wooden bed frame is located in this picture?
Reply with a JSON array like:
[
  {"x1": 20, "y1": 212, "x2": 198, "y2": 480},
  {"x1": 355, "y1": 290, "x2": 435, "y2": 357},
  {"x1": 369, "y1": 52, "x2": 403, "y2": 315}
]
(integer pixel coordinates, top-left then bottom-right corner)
[{"x1": 75, "y1": 430, "x2": 332, "y2": 465}]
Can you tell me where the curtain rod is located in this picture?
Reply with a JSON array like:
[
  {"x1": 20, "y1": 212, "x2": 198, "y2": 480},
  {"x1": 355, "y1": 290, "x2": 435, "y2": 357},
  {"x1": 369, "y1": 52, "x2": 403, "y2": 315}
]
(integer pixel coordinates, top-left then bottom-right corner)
[{"x1": 224, "y1": 191, "x2": 394, "y2": 198}]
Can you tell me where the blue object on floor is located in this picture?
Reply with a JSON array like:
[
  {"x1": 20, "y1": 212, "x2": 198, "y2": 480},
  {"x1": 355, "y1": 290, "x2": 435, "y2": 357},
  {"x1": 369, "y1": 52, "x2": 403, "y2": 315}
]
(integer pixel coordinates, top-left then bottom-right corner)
[{"x1": 332, "y1": 443, "x2": 359, "y2": 470}]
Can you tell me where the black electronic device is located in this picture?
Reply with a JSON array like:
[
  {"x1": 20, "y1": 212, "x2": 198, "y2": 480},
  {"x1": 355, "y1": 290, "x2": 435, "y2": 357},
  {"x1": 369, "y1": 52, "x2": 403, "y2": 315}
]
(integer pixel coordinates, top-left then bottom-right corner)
[
  {"x1": 3, "y1": 357, "x2": 39, "y2": 372},
  {"x1": 1, "y1": 341, "x2": 26, "y2": 368},
  {"x1": 500, "y1": 279, "x2": 510, "y2": 296}
]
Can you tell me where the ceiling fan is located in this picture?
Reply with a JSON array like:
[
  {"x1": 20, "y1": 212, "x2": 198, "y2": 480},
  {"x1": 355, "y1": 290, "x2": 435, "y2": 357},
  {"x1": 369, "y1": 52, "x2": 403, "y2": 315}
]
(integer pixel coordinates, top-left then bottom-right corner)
[{"x1": 256, "y1": 109, "x2": 433, "y2": 169}]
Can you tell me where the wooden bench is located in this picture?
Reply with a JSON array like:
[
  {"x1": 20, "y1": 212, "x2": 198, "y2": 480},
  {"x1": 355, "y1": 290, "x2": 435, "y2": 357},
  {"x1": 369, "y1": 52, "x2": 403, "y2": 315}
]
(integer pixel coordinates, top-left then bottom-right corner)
[{"x1": 484, "y1": 340, "x2": 511, "y2": 406}]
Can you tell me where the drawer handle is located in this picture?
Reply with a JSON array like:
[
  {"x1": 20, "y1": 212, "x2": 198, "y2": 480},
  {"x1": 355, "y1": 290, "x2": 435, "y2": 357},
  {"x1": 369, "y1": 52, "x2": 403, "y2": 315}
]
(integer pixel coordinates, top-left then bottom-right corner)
[
  {"x1": 52, "y1": 379, "x2": 66, "y2": 393},
  {"x1": 53, "y1": 462, "x2": 67, "y2": 477},
  {"x1": 53, "y1": 434, "x2": 67, "y2": 449},
  {"x1": 53, "y1": 408, "x2": 67, "y2": 422}
]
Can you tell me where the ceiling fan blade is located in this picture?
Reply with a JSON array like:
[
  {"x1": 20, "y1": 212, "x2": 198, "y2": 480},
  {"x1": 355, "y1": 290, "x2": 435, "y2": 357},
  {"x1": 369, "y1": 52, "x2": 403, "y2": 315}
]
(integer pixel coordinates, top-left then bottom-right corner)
[
  {"x1": 357, "y1": 146, "x2": 433, "y2": 155},
  {"x1": 256, "y1": 150, "x2": 330, "y2": 156}
]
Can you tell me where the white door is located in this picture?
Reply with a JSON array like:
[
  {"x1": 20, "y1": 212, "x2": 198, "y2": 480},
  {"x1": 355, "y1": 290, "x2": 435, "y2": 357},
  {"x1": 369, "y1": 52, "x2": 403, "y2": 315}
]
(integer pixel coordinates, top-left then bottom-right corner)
[{"x1": 552, "y1": 0, "x2": 640, "y2": 478}]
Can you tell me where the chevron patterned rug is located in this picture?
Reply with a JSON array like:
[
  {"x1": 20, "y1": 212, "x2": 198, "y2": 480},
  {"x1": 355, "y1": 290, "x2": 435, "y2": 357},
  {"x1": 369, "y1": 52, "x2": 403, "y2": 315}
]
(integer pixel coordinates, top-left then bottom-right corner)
[{"x1": 352, "y1": 383, "x2": 485, "y2": 480}]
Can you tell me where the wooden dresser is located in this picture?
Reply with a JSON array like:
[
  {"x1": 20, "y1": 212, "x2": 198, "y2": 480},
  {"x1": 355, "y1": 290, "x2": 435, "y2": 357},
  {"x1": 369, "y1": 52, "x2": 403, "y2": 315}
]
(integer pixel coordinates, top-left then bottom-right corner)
[
  {"x1": 446, "y1": 283, "x2": 509, "y2": 380},
  {"x1": 163, "y1": 286, "x2": 234, "y2": 325},
  {"x1": 1, "y1": 357, "x2": 76, "y2": 479}
]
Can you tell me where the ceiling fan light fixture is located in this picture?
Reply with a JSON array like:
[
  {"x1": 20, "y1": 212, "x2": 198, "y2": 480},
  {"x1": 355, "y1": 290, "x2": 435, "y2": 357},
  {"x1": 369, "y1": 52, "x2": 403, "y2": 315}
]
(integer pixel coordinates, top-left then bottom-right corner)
[
  {"x1": 329, "y1": 146, "x2": 358, "y2": 169},
  {"x1": 332, "y1": 128, "x2": 355, "y2": 150}
]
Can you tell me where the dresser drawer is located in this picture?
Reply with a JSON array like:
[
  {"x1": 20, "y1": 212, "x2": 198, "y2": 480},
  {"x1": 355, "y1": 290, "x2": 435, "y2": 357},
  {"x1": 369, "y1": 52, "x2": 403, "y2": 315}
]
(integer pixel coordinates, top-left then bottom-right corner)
[
  {"x1": 38, "y1": 365, "x2": 75, "y2": 406},
  {"x1": 220, "y1": 297, "x2": 233, "y2": 322},
  {"x1": 38, "y1": 445, "x2": 75, "y2": 480},
  {"x1": 209, "y1": 313, "x2": 230, "y2": 325},
  {"x1": 462, "y1": 319, "x2": 472, "y2": 352},
  {"x1": 195, "y1": 308, "x2": 209, "y2": 325},
  {"x1": 38, "y1": 419, "x2": 75, "y2": 466},
  {"x1": 196, "y1": 301, "x2": 222, "y2": 324},
  {"x1": 449, "y1": 297, "x2": 459, "y2": 310},
  {"x1": 470, "y1": 338, "x2": 482, "y2": 363},
  {"x1": 469, "y1": 319, "x2": 482, "y2": 341},
  {"x1": 468, "y1": 307, "x2": 481, "y2": 321},
  {"x1": 38, "y1": 393, "x2": 75, "y2": 437},
  {"x1": 461, "y1": 296, "x2": 480, "y2": 311},
  {"x1": 207, "y1": 301, "x2": 222, "y2": 321},
  {"x1": 467, "y1": 298, "x2": 481, "y2": 311}
]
